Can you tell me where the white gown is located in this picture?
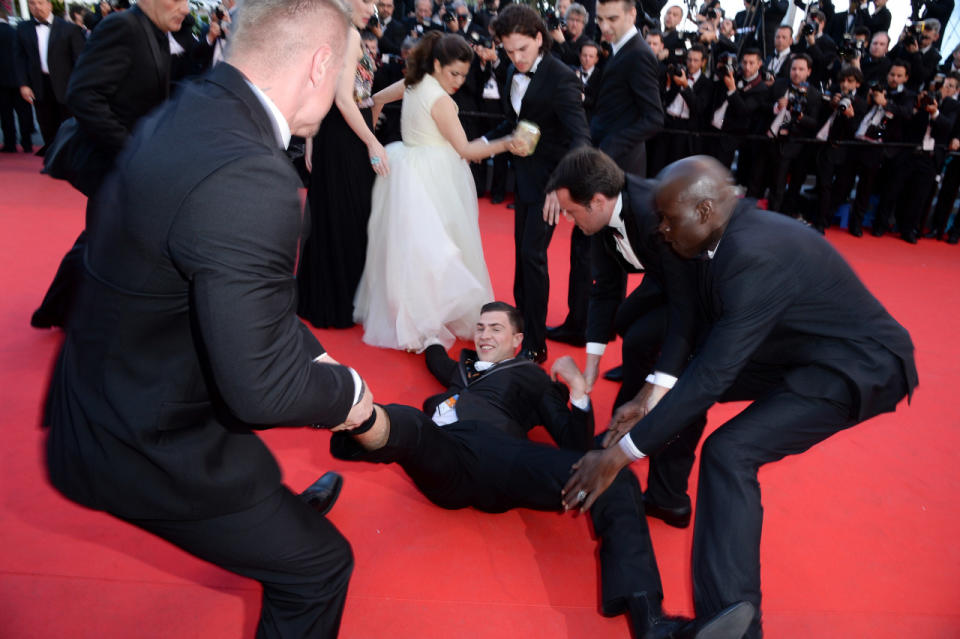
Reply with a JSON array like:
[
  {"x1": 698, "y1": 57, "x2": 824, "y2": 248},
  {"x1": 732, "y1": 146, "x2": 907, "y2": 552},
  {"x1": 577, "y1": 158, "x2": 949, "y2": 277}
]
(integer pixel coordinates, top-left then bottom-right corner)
[{"x1": 353, "y1": 73, "x2": 494, "y2": 351}]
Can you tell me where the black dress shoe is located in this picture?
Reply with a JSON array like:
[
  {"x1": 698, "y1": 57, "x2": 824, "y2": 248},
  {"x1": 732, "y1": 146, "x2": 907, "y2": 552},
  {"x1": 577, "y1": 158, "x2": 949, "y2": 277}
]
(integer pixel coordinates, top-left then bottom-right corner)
[
  {"x1": 21, "y1": 142, "x2": 33, "y2": 153},
  {"x1": 642, "y1": 492, "x2": 692, "y2": 529},
  {"x1": 34, "y1": 145, "x2": 47, "y2": 157},
  {"x1": 299, "y1": 471, "x2": 343, "y2": 516},
  {"x1": 870, "y1": 225, "x2": 885, "y2": 237},
  {"x1": 848, "y1": 225, "x2": 863, "y2": 237},
  {"x1": 603, "y1": 365, "x2": 623, "y2": 382},
  {"x1": 490, "y1": 194, "x2": 505, "y2": 204},
  {"x1": 901, "y1": 232, "x2": 918, "y2": 245},
  {"x1": 545, "y1": 323, "x2": 586, "y2": 346},
  {"x1": 682, "y1": 601, "x2": 755, "y2": 639},
  {"x1": 506, "y1": 202, "x2": 515, "y2": 210},
  {"x1": 30, "y1": 308, "x2": 62, "y2": 329},
  {"x1": 1, "y1": 145, "x2": 17, "y2": 153},
  {"x1": 518, "y1": 346, "x2": 547, "y2": 364},
  {"x1": 924, "y1": 230, "x2": 943, "y2": 240},
  {"x1": 626, "y1": 592, "x2": 691, "y2": 639},
  {"x1": 947, "y1": 235, "x2": 960, "y2": 245}
]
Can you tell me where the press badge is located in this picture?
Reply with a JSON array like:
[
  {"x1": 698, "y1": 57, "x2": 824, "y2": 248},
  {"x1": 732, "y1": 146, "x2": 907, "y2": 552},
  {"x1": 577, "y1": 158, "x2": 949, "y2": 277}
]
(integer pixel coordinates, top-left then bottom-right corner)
[{"x1": 431, "y1": 394, "x2": 460, "y2": 426}]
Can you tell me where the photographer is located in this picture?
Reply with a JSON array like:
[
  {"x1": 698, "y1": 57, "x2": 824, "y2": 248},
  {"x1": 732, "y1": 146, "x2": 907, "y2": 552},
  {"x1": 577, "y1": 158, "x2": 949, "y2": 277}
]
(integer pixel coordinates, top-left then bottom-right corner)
[
  {"x1": 839, "y1": 60, "x2": 916, "y2": 236},
  {"x1": 891, "y1": 18, "x2": 941, "y2": 92},
  {"x1": 871, "y1": 69, "x2": 956, "y2": 242},
  {"x1": 825, "y1": 0, "x2": 869, "y2": 43},
  {"x1": 860, "y1": 30, "x2": 892, "y2": 91},
  {"x1": 661, "y1": 5, "x2": 684, "y2": 61},
  {"x1": 733, "y1": 0, "x2": 788, "y2": 58},
  {"x1": 765, "y1": 53, "x2": 821, "y2": 215},
  {"x1": 925, "y1": 73, "x2": 960, "y2": 240},
  {"x1": 652, "y1": 43, "x2": 713, "y2": 170},
  {"x1": 940, "y1": 42, "x2": 960, "y2": 75},
  {"x1": 815, "y1": 65, "x2": 868, "y2": 232},
  {"x1": 867, "y1": 0, "x2": 892, "y2": 35},
  {"x1": 376, "y1": 0, "x2": 410, "y2": 56},
  {"x1": 911, "y1": 0, "x2": 954, "y2": 27},
  {"x1": 407, "y1": 0, "x2": 441, "y2": 37},
  {"x1": 705, "y1": 48, "x2": 770, "y2": 187},
  {"x1": 474, "y1": 0, "x2": 500, "y2": 32},
  {"x1": 792, "y1": 9, "x2": 839, "y2": 87},
  {"x1": 552, "y1": 3, "x2": 592, "y2": 66},
  {"x1": 576, "y1": 40, "x2": 603, "y2": 117},
  {"x1": 765, "y1": 25, "x2": 793, "y2": 81}
]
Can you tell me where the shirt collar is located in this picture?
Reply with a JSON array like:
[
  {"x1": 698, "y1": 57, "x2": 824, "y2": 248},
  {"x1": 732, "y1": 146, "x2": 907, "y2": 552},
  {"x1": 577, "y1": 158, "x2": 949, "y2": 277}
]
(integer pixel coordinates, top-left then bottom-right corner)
[
  {"x1": 530, "y1": 54, "x2": 543, "y2": 74},
  {"x1": 607, "y1": 193, "x2": 625, "y2": 232},
  {"x1": 612, "y1": 26, "x2": 638, "y2": 57},
  {"x1": 244, "y1": 80, "x2": 291, "y2": 149}
]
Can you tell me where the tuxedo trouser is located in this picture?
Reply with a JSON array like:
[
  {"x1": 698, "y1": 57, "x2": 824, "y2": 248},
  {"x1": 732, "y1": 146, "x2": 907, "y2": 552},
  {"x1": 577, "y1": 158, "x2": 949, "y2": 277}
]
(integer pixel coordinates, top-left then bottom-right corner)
[
  {"x1": 875, "y1": 150, "x2": 938, "y2": 235},
  {"x1": 34, "y1": 74, "x2": 69, "y2": 147},
  {"x1": 850, "y1": 147, "x2": 885, "y2": 230},
  {"x1": 559, "y1": 225, "x2": 591, "y2": 333},
  {"x1": 692, "y1": 372, "x2": 856, "y2": 639},
  {"x1": 767, "y1": 143, "x2": 811, "y2": 215},
  {"x1": 34, "y1": 230, "x2": 86, "y2": 327},
  {"x1": 0, "y1": 86, "x2": 35, "y2": 147},
  {"x1": 929, "y1": 158, "x2": 960, "y2": 236},
  {"x1": 129, "y1": 487, "x2": 353, "y2": 639},
  {"x1": 513, "y1": 199, "x2": 555, "y2": 350},
  {"x1": 817, "y1": 145, "x2": 849, "y2": 229},
  {"x1": 611, "y1": 287, "x2": 707, "y2": 512},
  {"x1": 331, "y1": 404, "x2": 664, "y2": 613}
]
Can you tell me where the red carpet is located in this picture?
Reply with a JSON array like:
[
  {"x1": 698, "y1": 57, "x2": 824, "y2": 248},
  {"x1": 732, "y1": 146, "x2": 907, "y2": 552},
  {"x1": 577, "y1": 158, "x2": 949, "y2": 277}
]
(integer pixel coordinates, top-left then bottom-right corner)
[{"x1": 1, "y1": 151, "x2": 958, "y2": 638}]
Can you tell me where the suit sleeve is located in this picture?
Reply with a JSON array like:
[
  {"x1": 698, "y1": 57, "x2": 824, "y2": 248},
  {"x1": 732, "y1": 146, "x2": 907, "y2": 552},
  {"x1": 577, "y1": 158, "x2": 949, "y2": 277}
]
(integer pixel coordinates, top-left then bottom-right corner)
[
  {"x1": 67, "y1": 21, "x2": 86, "y2": 66},
  {"x1": 167, "y1": 154, "x2": 355, "y2": 428},
  {"x1": 14, "y1": 26, "x2": 30, "y2": 88},
  {"x1": 424, "y1": 344, "x2": 460, "y2": 387},
  {"x1": 651, "y1": 246, "x2": 699, "y2": 377},
  {"x1": 599, "y1": 49, "x2": 664, "y2": 160},
  {"x1": 66, "y1": 15, "x2": 136, "y2": 153},
  {"x1": 627, "y1": 251, "x2": 799, "y2": 454},
  {"x1": 537, "y1": 381, "x2": 594, "y2": 452},
  {"x1": 586, "y1": 234, "x2": 628, "y2": 344}
]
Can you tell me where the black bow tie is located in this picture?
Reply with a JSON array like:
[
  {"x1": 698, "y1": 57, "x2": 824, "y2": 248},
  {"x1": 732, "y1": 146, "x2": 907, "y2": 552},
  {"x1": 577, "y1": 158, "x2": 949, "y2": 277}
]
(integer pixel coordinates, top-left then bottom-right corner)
[
  {"x1": 33, "y1": 18, "x2": 50, "y2": 27},
  {"x1": 519, "y1": 69, "x2": 535, "y2": 78}
]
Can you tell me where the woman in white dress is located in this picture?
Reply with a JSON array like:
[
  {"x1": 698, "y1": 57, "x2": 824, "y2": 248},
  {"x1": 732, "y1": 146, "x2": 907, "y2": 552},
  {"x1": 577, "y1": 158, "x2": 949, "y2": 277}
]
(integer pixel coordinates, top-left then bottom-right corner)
[{"x1": 354, "y1": 33, "x2": 517, "y2": 351}]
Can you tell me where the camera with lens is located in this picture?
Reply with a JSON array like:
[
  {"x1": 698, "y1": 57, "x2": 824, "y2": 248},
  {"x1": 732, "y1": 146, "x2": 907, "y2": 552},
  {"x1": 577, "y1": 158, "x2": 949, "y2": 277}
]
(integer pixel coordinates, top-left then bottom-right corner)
[
  {"x1": 716, "y1": 51, "x2": 738, "y2": 78},
  {"x1": 667, "y1": 62, "x2": 687, "y2": 78},
  {"x1": 442, "y1": 5, "x2": 456, "y2": 23},
  {"x1": 538, "y1": 1, "x2": 566, "y2": 31},
  {"x1": 800, "y1": 20, "x2": 817, "y2": 37},
  {"x1": 369, "y1": 12, "x2": 381, "y2": 27},
  {"x1": 867, "y1": 79, "x2": 886, "y2": 95},
  {"x1": 864, "y1": 111, "x2": 894, "y2": 141},
  {"x1": 838, "y1": 34, "x2": 865, "y2": 60},
  {"x1": 917, "y1": 91, "x2": 937, "y2": 109},
  {"x1": 787, "y1": 85, "x2": 808, "y2": 119},
  {"x1": 213, "y1": 5, "x2": 225, "y2": 20},
  {"x1": 466, "y1": 23, "x2": 493, "y2": 48},
  {"x1": 837, "y1": 94, "x2": 853, "y2": 112}
]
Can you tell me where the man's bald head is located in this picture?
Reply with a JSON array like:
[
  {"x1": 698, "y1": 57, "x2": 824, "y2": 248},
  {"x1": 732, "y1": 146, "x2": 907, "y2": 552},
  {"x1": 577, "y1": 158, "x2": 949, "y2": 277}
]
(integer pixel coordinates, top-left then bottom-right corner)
[{"x1": 654, "y1": 156, "x2": 737, "y2": 259}]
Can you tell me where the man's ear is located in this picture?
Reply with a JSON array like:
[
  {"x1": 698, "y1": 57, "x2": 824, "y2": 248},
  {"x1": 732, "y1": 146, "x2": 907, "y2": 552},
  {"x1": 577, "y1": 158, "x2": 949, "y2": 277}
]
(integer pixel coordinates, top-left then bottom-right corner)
[
  {"x1": 512, "y1": 332, "x2": 524, "y2": 350},
  {"x1": 310, "y1": 44, "x2": 334, "y2": 88},
  {"x1": 697, "y1": 198, "x2": 714, "y2": 224}
]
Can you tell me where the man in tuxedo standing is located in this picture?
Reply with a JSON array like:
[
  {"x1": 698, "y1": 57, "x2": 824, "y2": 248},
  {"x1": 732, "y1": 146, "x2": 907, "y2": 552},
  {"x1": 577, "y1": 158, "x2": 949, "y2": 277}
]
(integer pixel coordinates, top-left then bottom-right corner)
[
  {"x1": 44, "y1": 1, "x2": 369, "y2": 636},
  {"x1": 0, "y1": 5, "x2": 36, "y2": 153},
  {"x1": 14, "y1": 0, "x2": 85, "y2": 153},
  {"x1": 331, "y1": 301, "x2": 712, "y2": 639},
  {"x1": 764, "y1": 25, "x2": 793, "y2": 81},
  {"x1": 484, "y1": 4, "x2": 591, "y2": 363},
  {"x1": 564, "y1": 156, "x2": 917, "y2": 639},
  {"x1": 590, "y1": 0, "x2": 664, "y2": 177},
  {"x1": 30, "y1": 0, "x2": 187, "y2": 329}
]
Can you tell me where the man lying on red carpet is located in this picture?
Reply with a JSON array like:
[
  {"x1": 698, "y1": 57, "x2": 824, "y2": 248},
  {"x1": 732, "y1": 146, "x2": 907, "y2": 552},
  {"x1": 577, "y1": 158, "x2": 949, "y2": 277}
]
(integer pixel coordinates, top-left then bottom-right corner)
[{"x1": 331, "y1": 301, "x2": 753, "y2": 639}]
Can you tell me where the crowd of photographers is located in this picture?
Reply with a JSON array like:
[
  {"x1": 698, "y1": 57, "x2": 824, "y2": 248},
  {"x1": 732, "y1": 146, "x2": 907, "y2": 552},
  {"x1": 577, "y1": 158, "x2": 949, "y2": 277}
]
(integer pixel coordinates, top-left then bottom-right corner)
[{"x1": 360, "y1": 0, "x2": 960, "y2": 244}]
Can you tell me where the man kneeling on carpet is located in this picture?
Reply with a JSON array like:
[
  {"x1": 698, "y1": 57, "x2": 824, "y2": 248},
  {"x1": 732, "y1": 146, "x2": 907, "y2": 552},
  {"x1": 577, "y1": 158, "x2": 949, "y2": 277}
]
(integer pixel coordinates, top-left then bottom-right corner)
[{"x1": 332, "y1": 301, "x2": 745, "y2": 639}]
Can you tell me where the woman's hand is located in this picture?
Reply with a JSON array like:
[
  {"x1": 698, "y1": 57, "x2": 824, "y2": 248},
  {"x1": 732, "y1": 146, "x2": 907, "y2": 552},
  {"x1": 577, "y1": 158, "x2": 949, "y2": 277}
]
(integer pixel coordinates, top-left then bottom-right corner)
[{"x1": 367, "y1": 139, "x2": 389, "y2": 176}]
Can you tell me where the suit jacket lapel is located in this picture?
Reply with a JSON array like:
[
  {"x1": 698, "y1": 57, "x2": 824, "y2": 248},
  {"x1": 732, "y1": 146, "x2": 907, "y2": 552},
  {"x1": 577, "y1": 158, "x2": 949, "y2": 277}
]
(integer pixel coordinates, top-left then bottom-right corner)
[
  {"x1": 518, "y1": 56, "x2": 548, "y2": 119},
  {"x1": 132, "y1": 7, "x2": 169, "y2": 98}
]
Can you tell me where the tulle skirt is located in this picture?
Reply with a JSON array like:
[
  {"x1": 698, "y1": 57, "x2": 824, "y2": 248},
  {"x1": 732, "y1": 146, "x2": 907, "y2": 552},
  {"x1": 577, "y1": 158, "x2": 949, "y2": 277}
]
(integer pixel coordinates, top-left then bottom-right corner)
[{"x1": 353, "y1": 141, "x2": 494, "y2": 351}]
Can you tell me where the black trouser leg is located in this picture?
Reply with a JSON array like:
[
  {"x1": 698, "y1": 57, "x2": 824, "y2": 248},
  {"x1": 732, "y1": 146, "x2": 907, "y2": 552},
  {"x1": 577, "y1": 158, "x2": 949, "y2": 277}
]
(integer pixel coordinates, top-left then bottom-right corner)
[
  {"x1": 693, "y1": 388, "x2": 855, "y2": 639},
  {"x1": 851, "y1": 153, "x2": 881, "y2": 231},
  {"x1": 131, "y1": 487, "x2": 353, "y2": 639},
  {"x1": 645, "y1": 414, "x2": 707, "y2": 511},
  {"x1": 614, "y1": 304, "x2": 666, "y2": 409},
  {"x1": 0, "y1": 87, "x2": 16, "y2": 148},
  {"x1": 873, "y1": 153, "x2": 910, "y2": 234},
  {"x1": 930, "y1": 160, "x2": 960, "y2": 236},
  {"x1": 514, "y1": 199, "x2": 554, "y2": 351},
  {"x1": 561, "y1": 226, "x2": 591, "y2": 332}
]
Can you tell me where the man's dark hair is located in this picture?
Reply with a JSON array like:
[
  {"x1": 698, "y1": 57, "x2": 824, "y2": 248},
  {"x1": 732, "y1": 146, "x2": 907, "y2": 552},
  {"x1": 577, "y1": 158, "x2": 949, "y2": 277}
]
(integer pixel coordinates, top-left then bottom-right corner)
[
  {"x1": 890, "y1": 58, "x2": 911, "y2": 77},
  {"x1": 480, "y1": 301, "x2": 524, "y2": 333},
  {"x1": 792, "y1": 52, "x2": 813, "y2": 70},
  {"x1": 777, "y1": 24, "x2": 794, "y2": 36},
  {"x1": 546, "y1": 147, "x2": 625, "y2": 207},
  {"x1": 810, "y1": 9, "x2": 826, "y2": 23},
  {"x1": 580, "y1": 39, "x2": 600, "y2": 54},
  {"x1": 852, "y1": 25, "x2": 871, "y2": 38},
  {"x1": 491, "y1": 3, "x2": 551, "y2": 52},
  {"x1": 741, "y1": 47, "x2": 762, "y2": 61},
  {"x1": 837, "y1": 64, "x2": 864, "y2": 83},
  {"x1": 646, "y1": 30, "x2": 664, "y2": 44},
  {"x1": 688, "y1": 43, "x2": 707, "y2": 58}
]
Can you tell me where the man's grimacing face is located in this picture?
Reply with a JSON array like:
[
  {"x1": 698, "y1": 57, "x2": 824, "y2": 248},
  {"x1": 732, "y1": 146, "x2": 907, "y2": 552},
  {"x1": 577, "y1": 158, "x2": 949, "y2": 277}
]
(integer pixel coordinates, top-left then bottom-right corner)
[{"x1": 474, "y1": 311, "x2": 523, "y2": 362}]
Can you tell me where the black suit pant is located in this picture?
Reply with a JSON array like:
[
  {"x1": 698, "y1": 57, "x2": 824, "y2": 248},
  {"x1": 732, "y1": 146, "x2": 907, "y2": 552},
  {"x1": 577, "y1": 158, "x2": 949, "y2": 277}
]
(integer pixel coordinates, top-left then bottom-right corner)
[
  {"x1": 130, "y1": 486, "x2": 353, "y2": 639},
  {"x1": 34, "y1": 74, "x2": 70, "y2": 147},
  {"x1": 558, "y1": 226, "x2": 591, "y2": 333},
  {"x1": 873, "y1": 150, "x2": 938, "y2": 236},
  {"x1": 929, "y1": 156, "x2": 960, "y2": 237},
  {"x1": 331, "y1": 404, "x2": 664, "y2": 613},
  {"x1": 693, "y1": 369, "x2": 856, "y2": 639},
  {"x1": 513, "y1": 199, "x2": 555, "y2": 351},
  {"x1": 0, "y1": 86, "x2": 35, "y2": 148}
]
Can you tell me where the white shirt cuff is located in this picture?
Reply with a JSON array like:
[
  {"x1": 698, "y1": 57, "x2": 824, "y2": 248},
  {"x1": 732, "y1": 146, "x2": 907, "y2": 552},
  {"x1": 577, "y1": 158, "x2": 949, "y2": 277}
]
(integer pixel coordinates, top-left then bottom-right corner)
[
  {"x1": 644, "y1": 371, "x2": 678, "y2": 389},
  {"x1": 570, "y1": 394, "x2": 591, "y2": 411},
  {"x1": 618, "y1": 432, "x2": 646, "y2": 461},
  {"x1": 348, "y1": 367, "x2": 363, "y2": 405},
  {"x1": 586, "y1": 342, "x2": 606, "y2": 356}
]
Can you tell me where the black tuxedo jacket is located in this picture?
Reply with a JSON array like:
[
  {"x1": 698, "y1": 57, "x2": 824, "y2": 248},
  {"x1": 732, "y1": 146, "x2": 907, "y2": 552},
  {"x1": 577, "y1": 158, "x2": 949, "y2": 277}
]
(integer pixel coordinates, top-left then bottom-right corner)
[
  {"x1": 764, "y1": 50, "x2": 792, "y2": 82},
  {"x1": 866, "y1": 6, "x2": 891, "y2": 35},
  {"x1": 586, "y1": 176, "x2": 699, "y2": 377},
  {"x1": 66, "y1": 6, "x2": 170, "y2": 156},
  {"x1": 486, "y1": 52, "x2": 590, "y2": 203},
  {"x1": 825, "y1": 8, "x2": 869, "y2": 44},
  {"x1": 378, "y1": 16, "x2": 409, "y2": 56},
  {"x1": 45, "y1": 63, "x2": 357, "y2": 521},
  {"x1": 423, "y1": 345, "x2": 593, "y2": 451},
  {"x1": 714, "y1": 76, "x2": 770, "y2": 135},
  {"x1": 575, "y1": 64, "x2": 603, "y2": 119},
  {"x1": 769, "y1": 79, "x2": 822, "y2": 138},
  {"x1": 0, "y1": 23, "x2": 19, "y2": 89},
  {"x1": 821, "y1": 93, "x2": 868, "y2": 163},
  {"x1": 664, "y1": 72, "x2": 714, "y2": 130},
  {"x1": 14, "y1": 15, "x2": 85, "y2": 103},
  {"x1": 626, "y1": 201, "x2": 918, "y2": 454},
  {"x1": 589, "y1": 33, "x2": 664, "y2": 171}
]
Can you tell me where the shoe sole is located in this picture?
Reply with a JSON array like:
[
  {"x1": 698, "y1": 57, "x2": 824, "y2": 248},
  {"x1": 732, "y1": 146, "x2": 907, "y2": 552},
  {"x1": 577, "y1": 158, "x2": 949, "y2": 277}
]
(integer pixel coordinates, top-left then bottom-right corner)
[{"x1": 695, "y1": 601, "x2": 755, "y2": 639}]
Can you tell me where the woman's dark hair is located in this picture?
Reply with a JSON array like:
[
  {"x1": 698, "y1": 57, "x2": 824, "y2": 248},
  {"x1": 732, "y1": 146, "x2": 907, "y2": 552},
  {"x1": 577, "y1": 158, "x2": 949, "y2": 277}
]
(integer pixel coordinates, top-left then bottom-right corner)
[
  {"x1": 490, "y1": 4, "x2": 551, "y2": 52},
  {"x1": 404, "y1": 32, "x2": 474, "y2": 86}
]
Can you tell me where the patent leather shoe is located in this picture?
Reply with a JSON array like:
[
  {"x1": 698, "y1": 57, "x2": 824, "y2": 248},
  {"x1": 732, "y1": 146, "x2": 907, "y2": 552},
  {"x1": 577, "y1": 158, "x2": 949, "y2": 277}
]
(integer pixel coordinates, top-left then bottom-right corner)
[
  {"x1": 299, "y1": 471, "x2": 343, "y2": 516},
  {"x1": 679, "y1": 601, "x2": 755, "y2": 639},
  {"x1": 518, "y1": 346, "x2": 547, "y2": 364},
  {"x1": 642, "y1": 492, "x2": 691, "y2": 529},
  {"x1": 545, "y1": 323, "x2": 586, "y2": 346},
  {"x1": 901, "y1": 232, "x2": 918, "y2": 244}
]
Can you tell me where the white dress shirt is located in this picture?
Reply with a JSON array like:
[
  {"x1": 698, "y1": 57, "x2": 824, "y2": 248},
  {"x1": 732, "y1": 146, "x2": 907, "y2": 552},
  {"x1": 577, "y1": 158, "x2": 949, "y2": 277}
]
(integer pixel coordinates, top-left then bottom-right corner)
[
  {"x1": 510, "y1": 55, "x2": 543, "y2": 115},
  {"x1": 611, "y1": 26, "x2": 638, "y2": 57},
  {"x1": 35, "y1": 15, "x2": 53, "y2": 75}
]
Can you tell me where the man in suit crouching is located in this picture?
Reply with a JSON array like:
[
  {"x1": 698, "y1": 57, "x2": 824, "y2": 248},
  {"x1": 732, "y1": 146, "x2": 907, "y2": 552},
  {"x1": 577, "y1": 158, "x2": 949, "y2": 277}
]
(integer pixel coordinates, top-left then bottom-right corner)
[{"x1": 44, "y1": 1, "x2": 372, "y2": 636}]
